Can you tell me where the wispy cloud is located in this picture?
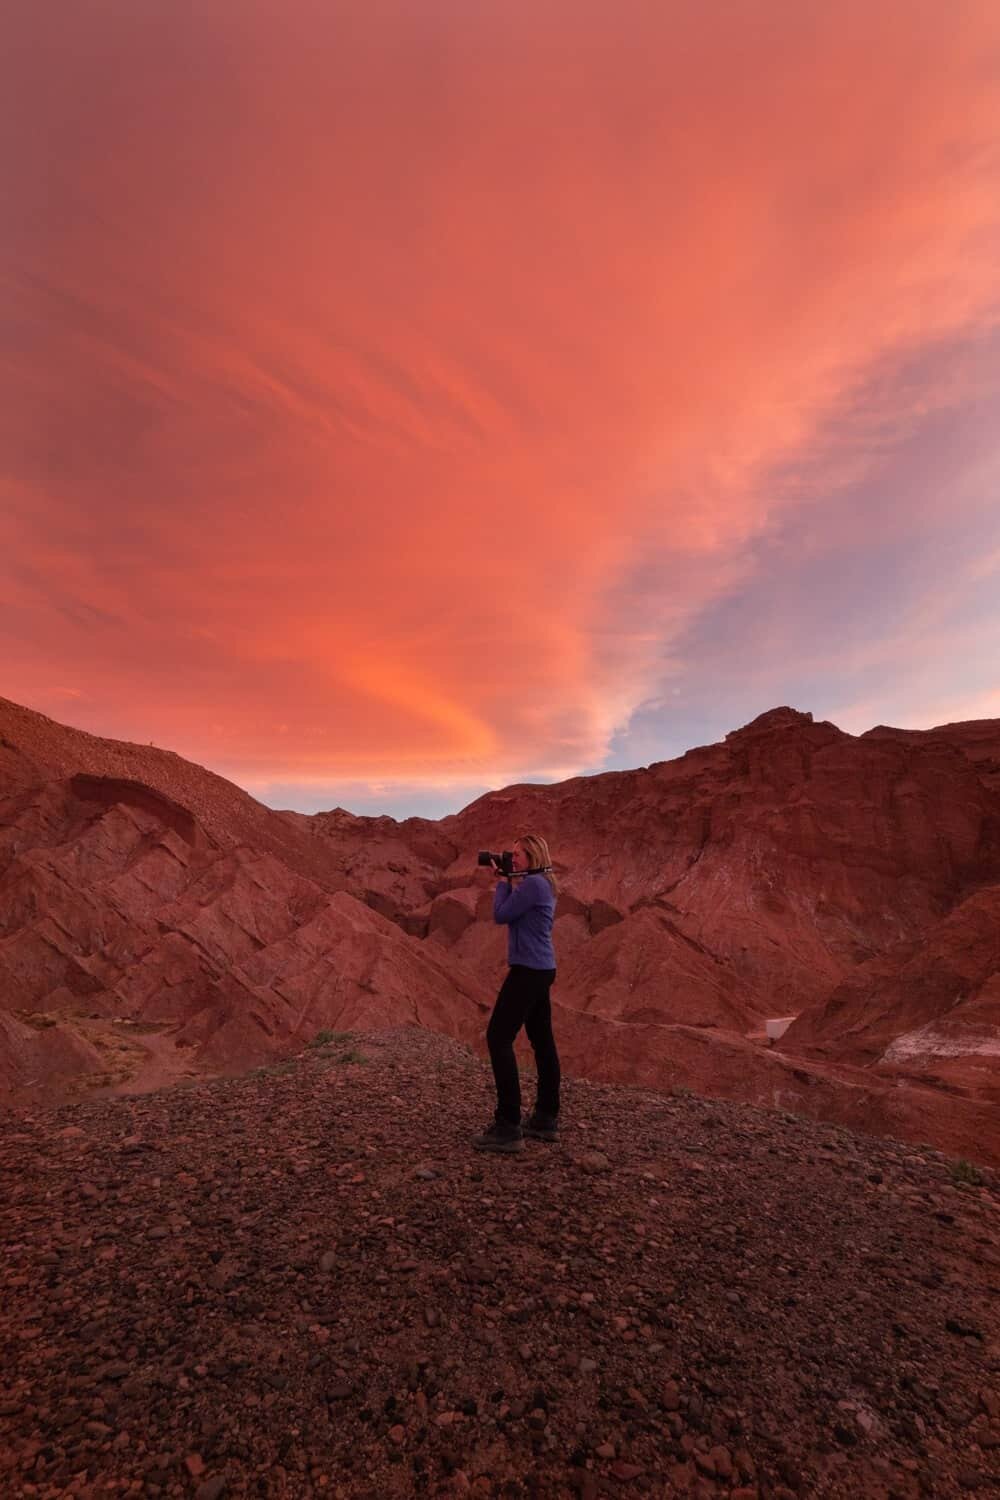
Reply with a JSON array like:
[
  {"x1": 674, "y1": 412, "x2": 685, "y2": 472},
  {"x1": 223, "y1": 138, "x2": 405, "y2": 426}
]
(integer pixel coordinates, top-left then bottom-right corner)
[{"x1": 2, "y1": 1, "x2": 999, "y2": 810}]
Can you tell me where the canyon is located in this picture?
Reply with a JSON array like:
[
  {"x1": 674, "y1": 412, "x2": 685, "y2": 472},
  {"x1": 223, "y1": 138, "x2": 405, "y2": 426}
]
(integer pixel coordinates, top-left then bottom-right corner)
[{"x1": 1, "y1": 696, "x2": 998, "y2": 1166}]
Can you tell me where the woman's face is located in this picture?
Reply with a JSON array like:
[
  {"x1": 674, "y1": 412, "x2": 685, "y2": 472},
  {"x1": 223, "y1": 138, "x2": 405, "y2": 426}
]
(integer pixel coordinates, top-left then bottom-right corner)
[{"x1": 512, "y1": 842, "x2": 531, "y2": 872}]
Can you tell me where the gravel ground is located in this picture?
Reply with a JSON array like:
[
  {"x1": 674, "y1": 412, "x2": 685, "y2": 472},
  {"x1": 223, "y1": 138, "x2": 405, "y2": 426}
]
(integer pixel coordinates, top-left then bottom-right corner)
[{"x1": 2, "y1": 1026, "x2": 999, "y2": 1499}]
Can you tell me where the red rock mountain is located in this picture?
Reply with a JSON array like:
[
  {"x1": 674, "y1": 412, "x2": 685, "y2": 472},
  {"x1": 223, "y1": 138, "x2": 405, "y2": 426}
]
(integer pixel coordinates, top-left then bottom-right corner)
[{"x1": 1, "y1": 696, "x2": 999, "y2": 1165}]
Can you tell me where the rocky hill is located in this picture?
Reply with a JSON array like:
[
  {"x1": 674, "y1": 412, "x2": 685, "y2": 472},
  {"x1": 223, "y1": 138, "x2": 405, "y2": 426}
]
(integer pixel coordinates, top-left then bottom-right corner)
[
  {"x1": 0, "y1": 699, "x2": 488, "y2": 1096},
  {"x1": 2, "y1": 1028, "x2": 998, "y2": 1499},
  {"x1": 1, "y1": 695, "x2": 999, "y2": 1167}
]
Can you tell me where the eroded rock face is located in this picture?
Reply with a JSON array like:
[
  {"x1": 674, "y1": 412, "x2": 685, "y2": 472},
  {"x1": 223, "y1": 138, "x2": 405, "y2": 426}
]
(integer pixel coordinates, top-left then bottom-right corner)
[
  {"x1": 1, "y1": 695, "x2": 999, "y2": 1165},
  {"x1": 784, "y1": 882, "x2": 1000, "y2": 1098},
  {"x1": 556, "y1": 905, "x2": 759, "y2": 1030},
  {"x1": 0, "y1": 1009, "x2": 105, "y2": 1093},
  {"x1": 434, "y1": 707, "x2": 1000, "y2": 1025},
  {"x1": 0, "y1": 748, "x2": 488, "y2": 1099}
]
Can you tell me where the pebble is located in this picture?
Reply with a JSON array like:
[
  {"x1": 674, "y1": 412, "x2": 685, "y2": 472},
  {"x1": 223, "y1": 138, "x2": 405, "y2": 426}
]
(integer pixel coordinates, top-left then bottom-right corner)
[
  {"x1": 575, "y1": 1152, "x2": 611, "y2": 1173},
  {"x1": 1, "y1": 1025, "x2": 997, "y2": 1500},
  {"x1": 195, "y1": 1479, "x2": 226, "y2": 1500}
]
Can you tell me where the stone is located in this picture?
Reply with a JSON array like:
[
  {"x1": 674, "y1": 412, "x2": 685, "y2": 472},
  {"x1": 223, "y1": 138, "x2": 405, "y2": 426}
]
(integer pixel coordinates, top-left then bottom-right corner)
[
  {"x1": 611, "y1": 1461, "x2": 645, "y2": 1480},
  {"x1": 195, "y1": 1480, "x2": 227, "y2": 1500},
  {"x1": 576, "y1": 1153, "x2": 611, "y2": 1173}
]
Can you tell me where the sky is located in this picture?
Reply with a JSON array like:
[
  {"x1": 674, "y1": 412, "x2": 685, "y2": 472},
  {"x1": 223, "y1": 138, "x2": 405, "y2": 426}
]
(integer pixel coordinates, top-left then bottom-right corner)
[{"x1": 3, "y1": 0, "x2": 999, "y2": 819}]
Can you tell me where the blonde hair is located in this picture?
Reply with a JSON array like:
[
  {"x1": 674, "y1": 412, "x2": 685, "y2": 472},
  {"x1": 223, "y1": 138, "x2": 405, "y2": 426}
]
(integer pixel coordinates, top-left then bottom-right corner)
[{"x1": 515, "y1": 833, "x2": 558, "y2": 894}]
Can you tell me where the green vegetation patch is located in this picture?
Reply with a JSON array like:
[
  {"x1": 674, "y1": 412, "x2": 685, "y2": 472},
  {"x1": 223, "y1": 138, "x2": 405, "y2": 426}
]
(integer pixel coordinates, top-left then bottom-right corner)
[
  {"x1": 309, "y1": 1028, "x2": 354, "y2": 1048},
  {"x1": 950, "y1": 1158, "x2": 983, "y2": 1188}
]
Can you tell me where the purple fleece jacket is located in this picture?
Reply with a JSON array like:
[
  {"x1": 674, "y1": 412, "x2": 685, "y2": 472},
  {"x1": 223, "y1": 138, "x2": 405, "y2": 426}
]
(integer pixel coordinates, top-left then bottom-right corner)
[{"x1": 493, "y1": 873, "x2": 556, "y2": 969}]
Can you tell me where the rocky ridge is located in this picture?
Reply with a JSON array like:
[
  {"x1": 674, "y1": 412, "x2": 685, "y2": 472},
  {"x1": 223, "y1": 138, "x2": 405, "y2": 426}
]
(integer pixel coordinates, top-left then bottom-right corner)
[{"x1": 2, "y1": 696, "x2": 1000, "y2": 1167}]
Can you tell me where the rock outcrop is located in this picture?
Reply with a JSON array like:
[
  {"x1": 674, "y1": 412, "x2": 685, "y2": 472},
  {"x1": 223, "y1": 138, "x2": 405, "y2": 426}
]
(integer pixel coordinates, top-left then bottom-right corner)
[
  {"x1": 430, "y1": 708, "x2": 1000, "y2": 1017},
  {"x1": 783, "y1": 883, "x2": 1000, "y2": 1103},
  {"x1": 2, "y1": 695, "x2": 999, "y2": 1167},
  {"x1": 0, "y1": 747, "x2": 488, "y2": 1099}
]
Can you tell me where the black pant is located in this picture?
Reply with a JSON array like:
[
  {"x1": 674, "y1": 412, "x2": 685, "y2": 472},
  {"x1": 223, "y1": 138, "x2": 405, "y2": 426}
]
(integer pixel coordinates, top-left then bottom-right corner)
[{"x1": 486, "y1": 965, "x2": 559, "y2": 1126}]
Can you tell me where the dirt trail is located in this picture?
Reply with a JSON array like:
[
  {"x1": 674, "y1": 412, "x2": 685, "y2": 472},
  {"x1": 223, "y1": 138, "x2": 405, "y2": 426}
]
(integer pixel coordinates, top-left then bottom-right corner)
[{"x1": 112, "y1": 1024, "x2": 202, "y2": 1095}]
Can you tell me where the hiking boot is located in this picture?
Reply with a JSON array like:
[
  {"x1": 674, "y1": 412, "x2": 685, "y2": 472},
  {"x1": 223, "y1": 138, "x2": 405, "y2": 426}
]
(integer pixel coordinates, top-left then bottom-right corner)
[
  {"x1": 522, "y1": 1110, "x2": 558, "y2": 1142},
  {"x1": 472, "y1": 1118, "x2": 524, "y2": 1153}
]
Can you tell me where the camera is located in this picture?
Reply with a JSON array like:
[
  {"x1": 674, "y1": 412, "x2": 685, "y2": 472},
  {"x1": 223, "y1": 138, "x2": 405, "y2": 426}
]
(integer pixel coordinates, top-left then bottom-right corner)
[{"x1": 478, "y1": 849, "x2": 515, "y2": 876}]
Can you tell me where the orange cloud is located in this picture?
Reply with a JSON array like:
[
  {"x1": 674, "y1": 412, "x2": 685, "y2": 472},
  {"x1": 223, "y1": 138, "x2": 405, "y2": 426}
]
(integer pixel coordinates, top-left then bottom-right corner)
[{"x1": 3, "y1": 1, "x2": 999, "y2": 797}]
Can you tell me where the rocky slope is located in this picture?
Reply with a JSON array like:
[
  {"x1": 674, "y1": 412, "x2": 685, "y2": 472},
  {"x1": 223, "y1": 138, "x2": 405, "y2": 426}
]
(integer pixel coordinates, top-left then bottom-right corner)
[
  {"x1": 2, "y1": 1028, "x2": 999, "y2": 1500},
  {"x1": 0, "y1": 696, "x2": 493, "y2": 1094},
  {"x1": 783, "y1": 884, "x2": 1000, "y2": 1098},
  {"x1": 2, "y1": 695, "x2": 1000, "y2": 1167},
  {"x1": 430, "y1": 707, "x2": 1000, "y2": 1011},
  {"x1": 0, "y1": 767, "x2": 488, "y2": 1098},
  {"x1": 547, "y1": 1003, "x2": 1000, "y2": 1168}
]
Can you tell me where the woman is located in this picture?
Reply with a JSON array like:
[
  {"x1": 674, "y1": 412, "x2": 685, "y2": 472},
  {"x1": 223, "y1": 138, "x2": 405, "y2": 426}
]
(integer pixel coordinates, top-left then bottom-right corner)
[{"x1": 473, "y1": 833, "x2": 560, "y2": 1153}]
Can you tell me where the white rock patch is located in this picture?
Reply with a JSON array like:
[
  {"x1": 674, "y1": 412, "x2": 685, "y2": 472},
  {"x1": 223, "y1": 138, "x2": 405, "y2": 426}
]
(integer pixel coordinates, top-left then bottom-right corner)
[{"x1": 882, "y1": 1023, "x2": 1000, "y2": 1062}]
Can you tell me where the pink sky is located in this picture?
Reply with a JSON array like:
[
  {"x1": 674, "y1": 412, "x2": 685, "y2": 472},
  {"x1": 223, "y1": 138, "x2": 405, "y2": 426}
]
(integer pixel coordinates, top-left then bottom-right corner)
[{"x1": 3, "y1": 1, "x2": 1000, "y2": 816}]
